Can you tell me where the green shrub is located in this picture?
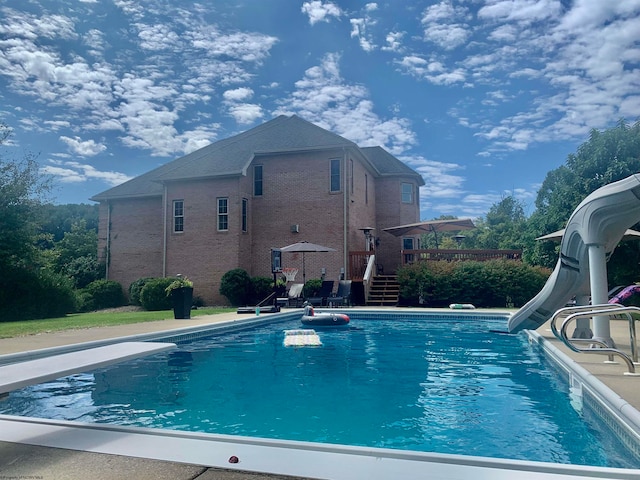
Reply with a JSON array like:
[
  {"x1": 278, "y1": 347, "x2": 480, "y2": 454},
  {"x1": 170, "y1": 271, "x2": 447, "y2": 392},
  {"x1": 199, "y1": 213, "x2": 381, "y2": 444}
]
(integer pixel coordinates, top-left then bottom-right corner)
[
  {"x1": 303, "y1": 279, "x2": 322, "y2": 298},
  {"x1": 0, "y1": 267, "x2": 77, "y2": 321},
  {"x1": 129, "y1": 277, "x2": 155, "y2": 306},
  {"x1": 219, "y1": 268, "x2": 252, "y2": 306},
  {"x1": 140, "y1": 278, "x2": 174, "y2": 311},
  {"x1": 63, "y1": 256, "x2": 105, "y2": 289},
  {"x1": 82, "y1": 279, "x2": 126, "y2": 311},
  {"x1": 251, "y1": 276, "x2": 273, "y2": 304},
  {"x1": 398, "y1": 260, "x2": 550, "y2": 308}
]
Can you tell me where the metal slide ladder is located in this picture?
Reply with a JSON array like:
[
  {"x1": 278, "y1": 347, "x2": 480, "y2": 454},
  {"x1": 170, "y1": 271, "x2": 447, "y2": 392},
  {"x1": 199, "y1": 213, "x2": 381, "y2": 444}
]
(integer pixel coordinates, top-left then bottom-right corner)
[{"x1": 549, "y1": 304, "x2": 640, "y2": 375}]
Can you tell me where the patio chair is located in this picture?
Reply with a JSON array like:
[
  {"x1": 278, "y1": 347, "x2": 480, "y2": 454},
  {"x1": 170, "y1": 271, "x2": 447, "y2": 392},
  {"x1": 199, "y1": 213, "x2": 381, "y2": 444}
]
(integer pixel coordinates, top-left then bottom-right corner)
[
  {"x1": 327, "y1": 280, "x2": 352, "y2": 307},
  {"x1": 308, "y1": 280, "x2": 334, "y2": 306},
  {"x1": 284, "y1": 283, "x2": 304, "y2": 307}
]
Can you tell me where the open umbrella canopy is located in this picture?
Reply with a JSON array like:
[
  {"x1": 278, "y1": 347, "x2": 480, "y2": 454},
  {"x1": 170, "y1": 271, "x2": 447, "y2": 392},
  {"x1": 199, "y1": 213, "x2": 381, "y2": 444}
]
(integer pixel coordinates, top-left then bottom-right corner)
[
  {"x1": 536, "y1": 228, "x2": 640, "y2": 242},
  {"x1": 279, "y1": 241, "x2": 336, "y2": 283},
  {"x1": 279, "y1": 241, "x2": 336, "y2": 253},
  {"x1": 382, "y1": 218, "x2": 475, "y2": 237}
]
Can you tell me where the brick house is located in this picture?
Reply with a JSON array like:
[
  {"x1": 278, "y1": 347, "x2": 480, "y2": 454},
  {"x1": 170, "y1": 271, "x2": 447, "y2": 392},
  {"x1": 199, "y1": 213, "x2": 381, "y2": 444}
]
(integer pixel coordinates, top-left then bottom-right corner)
[{"x1": 91, "y1": 115, "x2": 424, "y2": 305}]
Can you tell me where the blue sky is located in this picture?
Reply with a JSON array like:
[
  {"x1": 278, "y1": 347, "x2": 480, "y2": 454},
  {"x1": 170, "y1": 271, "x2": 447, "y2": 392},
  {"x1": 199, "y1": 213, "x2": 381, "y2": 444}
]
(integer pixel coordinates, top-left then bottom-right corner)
[{"x1": 1, "y1": 1, "x2": 639, "y2": 220}]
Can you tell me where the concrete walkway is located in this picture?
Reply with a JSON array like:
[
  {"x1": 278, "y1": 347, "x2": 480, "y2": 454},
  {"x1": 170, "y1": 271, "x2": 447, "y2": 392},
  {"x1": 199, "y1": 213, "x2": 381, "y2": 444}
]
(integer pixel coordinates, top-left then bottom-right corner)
[{"x1": 1, "y1": 309, "x2": 640, "y2": 479}]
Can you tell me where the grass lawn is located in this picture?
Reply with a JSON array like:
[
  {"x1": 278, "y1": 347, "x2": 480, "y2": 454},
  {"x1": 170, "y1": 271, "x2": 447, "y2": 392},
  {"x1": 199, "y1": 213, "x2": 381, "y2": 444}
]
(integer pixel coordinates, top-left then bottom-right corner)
[{"x1": 0, "y1": 307, "x2": 236, "y2": 339}]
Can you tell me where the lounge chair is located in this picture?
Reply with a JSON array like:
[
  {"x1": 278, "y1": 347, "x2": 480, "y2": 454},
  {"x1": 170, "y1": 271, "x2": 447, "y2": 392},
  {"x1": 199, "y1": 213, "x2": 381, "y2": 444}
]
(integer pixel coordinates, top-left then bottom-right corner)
[
  {"x1": 327, "y1": 280, "x2": 352, "y2": 307},
  {"x1": 282, "y1": 283, "x2": 304, "y2": 307},
  {"x1": 308, "y1": 280, "x2": 334, "y2": 306}
]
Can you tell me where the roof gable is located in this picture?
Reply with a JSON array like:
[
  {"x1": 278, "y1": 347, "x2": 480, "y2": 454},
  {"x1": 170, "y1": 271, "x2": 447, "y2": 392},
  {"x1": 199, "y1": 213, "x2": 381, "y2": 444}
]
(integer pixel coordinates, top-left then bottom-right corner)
[
  {"x1": 91, "y1": 115, "x2": 423, "y2": 200},
  {"x1": 360, "y1": 146, "x2": 425, "y2": 186}
]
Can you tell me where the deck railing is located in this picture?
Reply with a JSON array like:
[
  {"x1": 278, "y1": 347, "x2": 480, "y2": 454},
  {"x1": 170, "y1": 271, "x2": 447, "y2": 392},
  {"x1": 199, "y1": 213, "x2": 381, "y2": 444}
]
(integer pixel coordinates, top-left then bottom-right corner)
[
  {"x1": 348, "y1": 249, "x2": 522, "y2": 280},
  {"x1": 401, "y1": 248, "x2": 522, "y2": 265},
  {"x1": 349, "y1": 250, "x2": 372, "y2": 281}
]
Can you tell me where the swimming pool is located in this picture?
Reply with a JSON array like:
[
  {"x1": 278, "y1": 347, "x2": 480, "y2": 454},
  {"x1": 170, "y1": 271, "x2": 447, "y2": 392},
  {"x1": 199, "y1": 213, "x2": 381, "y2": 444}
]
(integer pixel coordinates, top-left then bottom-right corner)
[{"x1": 1, "y1": 310, "x2": 639, "y2": 471}]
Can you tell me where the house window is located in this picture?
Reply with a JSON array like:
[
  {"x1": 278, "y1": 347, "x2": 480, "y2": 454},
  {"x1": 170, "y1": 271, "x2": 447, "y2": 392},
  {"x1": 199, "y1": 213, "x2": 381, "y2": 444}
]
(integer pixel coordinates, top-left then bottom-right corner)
[
  {"x1": 242, "y1": 198, "x2": 248, "y2": 232},
  {"x1": 401, "y1": 182, "x2": 413, "y2": 203},
  {"x1": 330, "y1": 158, "x2": 341, "y2": 192},
  {"x1": 254, "y1": 165, "x2": 263, "y2": 196},
  {"x1": 403, "y1": 237, "x2": 415, "y2": 264},
  {"x1": 173, "y1": 200, "x2": 184, "y2": 233},
  {"x1": 217, "y1": 197, "x2": 228, "y2": 231}
]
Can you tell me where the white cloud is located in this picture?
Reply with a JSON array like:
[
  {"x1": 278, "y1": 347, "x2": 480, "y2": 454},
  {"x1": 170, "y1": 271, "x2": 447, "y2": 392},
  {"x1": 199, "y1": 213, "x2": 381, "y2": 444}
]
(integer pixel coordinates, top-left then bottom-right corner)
[
  {"x1": 381, "y1": 31, "x2": 404, "y2": 52},
  {"x1": 275, "y1": 53, "x2": 416, "y2": 155},
  {"x1": 421, "y1": 1, "x2": 472, "y2": 50},
  {"x1": 227, "y1": 104, "x2": 263, "y2": 125},
  {"x1": 301, "y1": 1, "x2": 342, "y2": 25},
  {"x1": 223, "y1": 87, "x2": 254, "y2": 102},
  {"x1": 136, "y1": 23, "x2": 181, "y2": 51},
  {"x1": 60, "y1": 136, "x2": 106, "y2": 156},
  {"x1": 222, "y1": 88, "x2": 263, "y2": 124},
  {"x1": 350, "y1": 4, "x2": 379, "y2": 52},
  {"x1": 42, "y1": 160, "x2": 132, "y2": 186},
  {"x1": 478, "y1": 0, "x2": 561, "y2": 24},
  {"x1": 397, "y1": 56, "x2": 467, "y2": 85}
]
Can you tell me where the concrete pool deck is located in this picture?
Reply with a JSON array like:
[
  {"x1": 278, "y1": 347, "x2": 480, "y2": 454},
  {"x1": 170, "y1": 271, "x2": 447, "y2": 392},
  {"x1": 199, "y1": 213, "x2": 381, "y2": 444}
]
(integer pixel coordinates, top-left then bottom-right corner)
[{"x1": 1, "y1": 308, "x2": 640, "y2": 479}]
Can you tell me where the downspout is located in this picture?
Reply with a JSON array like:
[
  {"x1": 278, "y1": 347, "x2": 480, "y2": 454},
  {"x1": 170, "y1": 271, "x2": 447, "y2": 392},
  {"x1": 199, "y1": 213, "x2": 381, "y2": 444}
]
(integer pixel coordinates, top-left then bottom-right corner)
[
  {"x1": 105, "y1": 201, "x2": 111, "y2": 280},
  {"x1": 343, "y1": 148, "x2": 348, "y2": 278},
  {"x1": 162, "y1": 184, "x2": 168, "y2": 277}
]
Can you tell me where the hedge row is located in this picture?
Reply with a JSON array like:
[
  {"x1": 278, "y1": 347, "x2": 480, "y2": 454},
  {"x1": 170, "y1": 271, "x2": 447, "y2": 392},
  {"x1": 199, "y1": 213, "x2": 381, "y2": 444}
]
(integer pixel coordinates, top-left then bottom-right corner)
[{"x1": 397, "y1": 260, "x2": 550, "y2": 308}]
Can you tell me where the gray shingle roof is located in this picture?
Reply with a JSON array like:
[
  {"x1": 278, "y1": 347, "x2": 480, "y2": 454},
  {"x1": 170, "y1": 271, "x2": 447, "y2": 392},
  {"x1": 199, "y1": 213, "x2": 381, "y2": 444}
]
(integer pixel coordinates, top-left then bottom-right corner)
[
  {"x1": 360, "y1": 147, "x2": 425, "y2": 185},
  {"x1": 91, "y1": 115, "x2": 423, "y2": 201}
]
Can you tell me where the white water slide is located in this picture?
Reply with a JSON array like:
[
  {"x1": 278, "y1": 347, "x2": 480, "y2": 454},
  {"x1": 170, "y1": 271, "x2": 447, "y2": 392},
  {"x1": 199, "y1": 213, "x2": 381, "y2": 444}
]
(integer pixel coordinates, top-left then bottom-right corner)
[{"x1": 508, "y1": 173, "x2": 640, "y2": 335}]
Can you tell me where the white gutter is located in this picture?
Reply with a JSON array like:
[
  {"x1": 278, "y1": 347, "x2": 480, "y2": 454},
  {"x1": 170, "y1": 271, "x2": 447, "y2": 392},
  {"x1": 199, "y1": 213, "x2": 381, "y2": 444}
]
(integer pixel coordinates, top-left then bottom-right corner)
[
  {"x1": 105, "y1": 201, "x2": 111, "y2": 280},
  {"x1": 343, "y1": 148, "x2": 348, "y2": 277},
  {"x1": 162, "y1": 185, "x2": 167, "y2": 277}
]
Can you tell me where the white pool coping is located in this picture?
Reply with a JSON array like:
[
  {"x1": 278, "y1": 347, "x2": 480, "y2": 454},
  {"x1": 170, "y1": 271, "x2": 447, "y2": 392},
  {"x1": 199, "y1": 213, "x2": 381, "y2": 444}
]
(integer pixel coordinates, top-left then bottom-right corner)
[
  {"x1": 0, "y1": 341, "x2": 176, "y2": 394},
  {"x1": 0, "y1": 415, "x2": 638, "y2": 479},
  {"x1": 1, "y1": 312, "x2": 640, "y2": 479}
]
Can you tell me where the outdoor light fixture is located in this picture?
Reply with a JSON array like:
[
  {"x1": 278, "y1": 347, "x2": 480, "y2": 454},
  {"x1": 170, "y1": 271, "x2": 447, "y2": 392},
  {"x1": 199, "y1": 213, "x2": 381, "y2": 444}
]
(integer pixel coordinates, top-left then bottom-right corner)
[{"x1": 359, "y1": 227, "x2": 376, "y2": 251}]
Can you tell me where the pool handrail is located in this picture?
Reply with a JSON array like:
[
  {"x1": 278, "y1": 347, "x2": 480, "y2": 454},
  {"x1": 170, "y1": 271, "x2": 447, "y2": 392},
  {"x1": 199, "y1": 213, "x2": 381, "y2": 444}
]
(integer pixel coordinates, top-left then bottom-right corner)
[{"x1": 550, "y1": 304, "x2": 640, "y2": 375}]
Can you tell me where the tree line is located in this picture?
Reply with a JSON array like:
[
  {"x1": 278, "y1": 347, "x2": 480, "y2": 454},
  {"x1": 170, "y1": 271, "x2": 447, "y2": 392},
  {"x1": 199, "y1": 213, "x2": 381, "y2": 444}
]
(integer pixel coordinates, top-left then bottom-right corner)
[{"x1": 1, "y1": 120, "x2": 640, "y2": 320}]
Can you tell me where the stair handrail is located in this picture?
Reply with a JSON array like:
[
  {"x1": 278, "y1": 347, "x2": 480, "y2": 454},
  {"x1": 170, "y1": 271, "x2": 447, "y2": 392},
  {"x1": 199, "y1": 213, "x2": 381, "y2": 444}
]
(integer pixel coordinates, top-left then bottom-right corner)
[
  {"x1": 549, "y1": 304, "x2": 624, "y2": 339},
  {"x1": 363, "y1": 254, "x2": 375, "y2": 302},
  {"x1": 550, "y1": 304, "x2": 640, "y2": 374}
]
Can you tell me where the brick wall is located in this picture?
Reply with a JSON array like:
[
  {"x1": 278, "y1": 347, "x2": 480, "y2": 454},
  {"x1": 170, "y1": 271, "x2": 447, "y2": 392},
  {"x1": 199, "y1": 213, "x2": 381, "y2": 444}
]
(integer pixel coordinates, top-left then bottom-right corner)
[
  {"x1": 99, "y1": 149, "x2": 421, "y2": 305},
  {"x1": 375, "y1": 177, "x2": 421, "y2": 272},
  {"x1": 165, "y1": 178, "x2": 243, "y2": 305},
  {"x1": 104, "y1": 197, "x2": 164, "y2": 297},
  {"x1": 250, "y1": 150, "x2": 347, "y2": 286}
]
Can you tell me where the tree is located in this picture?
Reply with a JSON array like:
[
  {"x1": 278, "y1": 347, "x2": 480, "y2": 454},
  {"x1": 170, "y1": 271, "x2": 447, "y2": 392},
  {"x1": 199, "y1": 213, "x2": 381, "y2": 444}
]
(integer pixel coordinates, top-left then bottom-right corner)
[
  {"x1": 476, "y1": 195, "x2": 528, "y2": 250},
  {"x1": 0, "y1": 123, "x2": 51, "y2": 271},
  {"x1": 532, "y1": 120, "x2": 640, "y2": 230},
  {"x1": 0, "y1": 123, "x2": 78, "y2": 321},
  {"x1": 526, "y1": 120, "x2": 640, "y2": 270},
  {"x1": 40, "y1": 203, "x2": 99, "y2": 242}
]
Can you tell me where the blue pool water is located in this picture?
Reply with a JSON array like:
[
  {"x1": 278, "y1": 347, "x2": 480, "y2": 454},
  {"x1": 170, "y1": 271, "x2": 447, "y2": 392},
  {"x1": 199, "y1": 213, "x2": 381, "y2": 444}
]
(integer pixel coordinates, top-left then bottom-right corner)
[{"x1": 1, "y1": 314, "x2": 638, "y2": 468}]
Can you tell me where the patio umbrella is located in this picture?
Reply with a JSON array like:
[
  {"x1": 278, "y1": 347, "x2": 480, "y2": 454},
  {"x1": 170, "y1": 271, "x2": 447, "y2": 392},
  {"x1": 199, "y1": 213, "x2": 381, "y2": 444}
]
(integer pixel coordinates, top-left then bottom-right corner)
[
  {"x1": 382, "y1": 218, "x2": 475, "y2": 249},
  {"x1": 279, "y1": 241, "x2": 336, "y2": 283}
]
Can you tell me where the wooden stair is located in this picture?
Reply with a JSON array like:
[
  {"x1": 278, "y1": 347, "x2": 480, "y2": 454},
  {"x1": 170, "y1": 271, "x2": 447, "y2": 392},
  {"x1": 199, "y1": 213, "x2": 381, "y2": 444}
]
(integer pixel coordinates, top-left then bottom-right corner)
[{"x1": 366, "y1": 275, "x2": 399, "y2": 306}]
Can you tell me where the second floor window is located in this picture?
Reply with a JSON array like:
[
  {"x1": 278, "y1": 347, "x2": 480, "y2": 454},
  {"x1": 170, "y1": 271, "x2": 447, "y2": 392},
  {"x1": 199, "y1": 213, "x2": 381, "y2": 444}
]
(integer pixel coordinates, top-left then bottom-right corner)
[
  {"x1": 173, "y1": 200, "x2": 184, "y2": 232},
  {"x1": 330, "y1": 158, "x2": 341, "y2": 192},
  {"x1": 254, "y1": 165, "x2": 263, "y2": 196},
  {"x1": 401, "y1": 182, "x2": 413, "y2": 204},
  {"x1": 217, "y1": 197, "x2": 228, "y2": 231}
]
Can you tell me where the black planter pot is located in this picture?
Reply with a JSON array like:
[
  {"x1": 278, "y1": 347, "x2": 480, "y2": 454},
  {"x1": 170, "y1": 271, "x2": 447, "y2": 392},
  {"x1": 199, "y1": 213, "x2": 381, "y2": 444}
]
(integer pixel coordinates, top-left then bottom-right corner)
[{"x1": 171, "y1": 287, "x2": 193, "y2": 319}]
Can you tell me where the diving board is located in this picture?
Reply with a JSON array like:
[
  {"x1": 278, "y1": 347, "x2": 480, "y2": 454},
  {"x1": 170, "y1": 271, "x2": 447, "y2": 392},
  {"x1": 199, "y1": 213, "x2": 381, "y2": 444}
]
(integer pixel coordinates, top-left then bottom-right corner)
[{"x1": 0, "y1": 341, "x2": 176, "y2": 395}]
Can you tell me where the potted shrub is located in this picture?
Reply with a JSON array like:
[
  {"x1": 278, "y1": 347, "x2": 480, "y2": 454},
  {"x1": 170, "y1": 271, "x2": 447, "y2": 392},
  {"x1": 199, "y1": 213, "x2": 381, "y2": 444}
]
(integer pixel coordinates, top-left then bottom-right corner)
[{"x1": 165, "y1": 275, "x2": 194, "y2": 319}]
